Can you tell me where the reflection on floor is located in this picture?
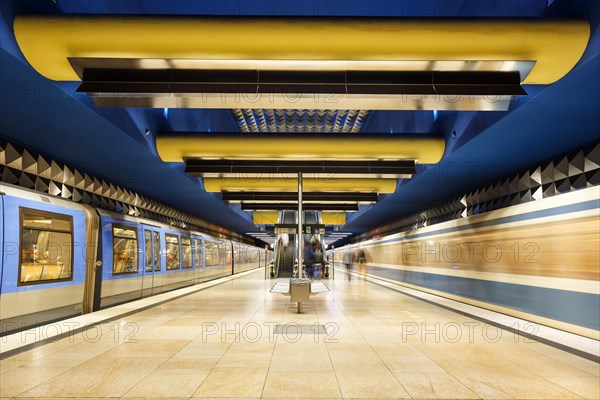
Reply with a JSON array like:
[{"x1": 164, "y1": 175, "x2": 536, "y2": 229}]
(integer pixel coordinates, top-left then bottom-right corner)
[{"x1": 1, "y1": 269, "x2": 598, "y2": 399}]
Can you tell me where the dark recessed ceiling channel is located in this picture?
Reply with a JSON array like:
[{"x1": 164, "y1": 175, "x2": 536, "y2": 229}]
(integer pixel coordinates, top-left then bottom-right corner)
[
  {"x1": 241, "y1": 203, "x2": 359, "y2": 211},
  {"x1": 185, "y1": 159, "x2": 416, "y2": 178},
  {"x1": 77, "y1": 69, "x2": 525, "y2": 96},
  {"x1": 222, "y1": 192, "x2": 379, "y2": 203}
]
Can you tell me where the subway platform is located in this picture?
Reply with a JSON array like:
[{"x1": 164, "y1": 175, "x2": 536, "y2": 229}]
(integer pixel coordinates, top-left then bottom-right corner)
[{"x1": 1, "y1": 269, "x2": 598, "y2": 400}]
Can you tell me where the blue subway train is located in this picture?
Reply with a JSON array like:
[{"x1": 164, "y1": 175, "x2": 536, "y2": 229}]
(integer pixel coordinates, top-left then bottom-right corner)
[
  {"x1": 332, "y1": 186, "x2": 600, "y2": 339},
  {"x1": 0, "y1": 184, "x2": 266, "y2": 335}
]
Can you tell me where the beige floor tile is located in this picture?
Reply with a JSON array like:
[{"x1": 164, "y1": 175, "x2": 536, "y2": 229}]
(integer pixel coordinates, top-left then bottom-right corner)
[
  {"x1": 394, "y1": 372, "x2": 479, "y2": 399},
  {"x1": 216, "y1": 352, "x2": 273, "y2": 368},
  {"x1": 274, "y1": 342, "x2": 329, "y2": 356},
  {"x1": 0, "y1": 367, "x2": 69, "y2": 397},
  {"x1": 262, "y1": 371, "x2": 341, "y2": 398},
  {"x1": 381, "y1": 354, "x2": 445, "y2": 373},
  {"x1": 0, "y1": 358, "x2": 27, "y2": 374},
  {"x1": 137, "y1": 326, "x2": 203, "y2": 340},
  {"x1": 17, "y1": 358, "x2": 166, "y2": 398},
  {"x1": 576, "y1": 365, "x2": 600, "y2": 376},
  {"x1": 20, "y1": 351, "x2": 98, "y2": 369},
  {"x1": 123, "y1": 371, "x2": 208, "y2": 397},
  {"x1": 543, "y1": 375, "x2": 600, "y2": 399},
  {"x1": 227, "y1": 341, "x2": 276, "y2": 353},
  {"x1": 191, "y1": 398, "x2": 259, "y2": 400},
  {"x1": 439, "y1": 358, "x2": 583, "y2": 399},
  {"x1": 192, "y1": 367, "x2": 267, "y2": 398},
  {"x1": 174, "y1": 342, "x2": 231, "y2": 358},
  {"x1": 328, "y1": 350, "x2": 385, "y2": 366},
  {"x1": 97, "y1": 339, "x2": 190, "y2": 359},
  {"x1": 3, "y1": 272, "x2": 596, "y2": 400},
  {"x1": 155, "y1": 356, "x2": 220, "y2": 374},
  {"x1": 56, "y1": 338, "x2": 119, "y2": 355},
  {"x1": 369, "y1": 342, "x2": 422, "y2": 357},
  {"x1": 334, "y1": 367, "x2": 411, "y2": 398},
  {"x1": 269, "y1": 354, "x2": 333, "y2": 372}
]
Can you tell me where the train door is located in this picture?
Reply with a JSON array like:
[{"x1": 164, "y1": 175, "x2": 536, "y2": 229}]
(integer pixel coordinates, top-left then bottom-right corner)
[
  {"x1": 232, "y1": 242, "x2": 237, "y2": 275},
  {"x1": 193, "y1": 237, "x2": 202, "y2": 283},
  {"x1": 141, "y1": 226, "x2": 162, "y2": 296}
]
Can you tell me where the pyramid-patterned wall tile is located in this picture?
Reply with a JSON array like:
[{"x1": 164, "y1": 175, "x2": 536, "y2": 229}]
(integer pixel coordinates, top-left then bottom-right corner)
[
  {"x1": 72, "y1": 188, "x2": 83, "y2": 202},
  {"x1": 570, "y1": 173, "x2": 588, "y2": 190},
  {"x1": 518, "y1": 171, "x2": 531, "y2": 191},
  {"x1": 5, "y1": 143, "x2": 22, "y2": 170},
  {"x1": 0, "y1": 139, "x2": 6, "y2": 165},
  {"x1": 19, "y1": 171, "x2": 36, "y2": 190},
  {"x1": 1, "y1": 166, "x2": 20, "y2": 185},
  {"x1": 92, "y1": 177, "x2": 102, "y2": 195},
  {"x1": 50, "y1": 160, "x2": 63, "y2": 182},
  {"x1": 73, "y1": 170, "x2": 85, "y2": 189},
  {"x1": 568, "y1": 150, "x2": 585, "y2": 177},
  {"x1": 37, "y1": 155, "x2": 52, "y2": 179},
  {"x1": 585, "y1": 169, "x2": 600, "y2": 186},
  {"x1": 101, "y1": 180, "x2": 110, "y2": 197},
  {"x1": 22, "y1": 150, "x2": 37, "y2": 175},
  {"x1": 554, "y1": 156, "x2": 569, "y2": 181},
  {"x1": 84, "y1": 174, "x2": 94, "y2": 192},
  {"x1": 61, "y1": 185, "x2": 73, "y2": 199},
  {"x1": 63, "y1": 166, "x2": 74, "y2": 186},
  {"x1": 529, "y1": 167, "x2": 542, "y2": 187},
  {"x1": 48, "y1": 181, "x2": 61, "y2": 196},
  {"x1": 542, "y1": 182, "x2": 557, "y2": 198},
  {"x1": 556, "y1": 178, "x2": 571, "y2": 194},
  {"x1": 584, "y1": 143, "x2": 600, "y2": 172},
  {"x1": 532, "y1": 186, "x2": 543, "y2": 201},
  {"x1": 541, "y1": 162, "x2": 555, "y2": 184},
  {"x1": 35, "y1": 176, "x2": 50, "y2": 193},
  {"x1": 108, "y1": 183, "x2": 117, "y2": 199}
]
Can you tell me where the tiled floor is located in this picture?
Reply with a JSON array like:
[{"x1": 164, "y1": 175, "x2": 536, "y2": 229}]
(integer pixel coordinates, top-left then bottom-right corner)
[{"x1": 1, "y1": 269, "x2": 598, "y2": 399}]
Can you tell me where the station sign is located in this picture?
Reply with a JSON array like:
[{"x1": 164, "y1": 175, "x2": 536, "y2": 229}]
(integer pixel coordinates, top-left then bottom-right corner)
[{"x1": 274, "y1": 224, "x2": 326, "y2": 235}]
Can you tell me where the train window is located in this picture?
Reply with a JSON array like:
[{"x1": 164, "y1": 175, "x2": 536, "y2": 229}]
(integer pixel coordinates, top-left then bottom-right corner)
[
  {"x1": 226, "y1": 243, "x2": 233, "y2": 266},
  {"x1": 181, "y1": 237, "x2": 192, "y2": 269},
  {"x1": 193, "y1": 239, "x2": 202, "y2": 268},
  {"x1": 153, "y1": 232, "x2": 161, "y2": 271},
  {"x1": 112, "y1": 225, "x2": 138, "y2": 275},
  {"x1": 165, "y1": 234, "x2": 180, "y2": 270},
  {"x1": 204, "y1": 241, "x2": 212, "y2": 267},
  {"x1": 19, "y1": 208, "x2": 73, "y2": 285},
  {"x1": 144, "y1": 230, "x2": 153, "y2": 272}
]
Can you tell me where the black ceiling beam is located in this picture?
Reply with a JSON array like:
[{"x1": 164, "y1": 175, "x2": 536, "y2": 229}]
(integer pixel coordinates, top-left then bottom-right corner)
[
  {"x1": 185, "y1": 159, "x2": 416, "y2": 176},
  {"x1": 241, "y1": 203, "x2": 358, "y2": 211},
  {"x1": 222, "y1": 191, "x2": 379, "y2": 202},
  {"x1": 77, "y1": 69, "x2": 525, "y2": 96}
]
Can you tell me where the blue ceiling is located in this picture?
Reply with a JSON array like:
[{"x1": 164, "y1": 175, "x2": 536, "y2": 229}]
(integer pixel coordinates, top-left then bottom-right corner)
[{"x1": 1, "y1": 0, "x2": 598, "y2": 236}]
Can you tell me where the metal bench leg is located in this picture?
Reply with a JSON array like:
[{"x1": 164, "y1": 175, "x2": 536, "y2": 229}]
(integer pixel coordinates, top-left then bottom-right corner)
[{"x1": 297, "y1": 301, "x2": 303, "y2": 313}]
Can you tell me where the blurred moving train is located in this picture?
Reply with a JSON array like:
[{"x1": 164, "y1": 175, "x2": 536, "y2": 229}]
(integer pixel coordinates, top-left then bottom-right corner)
[
  {"x1": 333, "y1": 186, "x2": 600, "y2": 339},
  {"x1": 0, "y1": 184, "x2": 267, "y2": 335}
]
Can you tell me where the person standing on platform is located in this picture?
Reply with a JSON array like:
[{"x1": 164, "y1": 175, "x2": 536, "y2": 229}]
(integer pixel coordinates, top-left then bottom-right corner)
[
  {"x1": 356, "y1": 247, "x2": 368, "y2": 279},
  {"x1": 313, "y1": 241, "x2": 323, "y2": 280},
  {"x1": 343, "y1": 249, "x2": 354, "y2": 281}
]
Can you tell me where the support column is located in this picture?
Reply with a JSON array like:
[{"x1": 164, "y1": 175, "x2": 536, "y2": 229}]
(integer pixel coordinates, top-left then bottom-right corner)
[{"x1": 298, "y1": 172, "x2": 303, "y2": 278}]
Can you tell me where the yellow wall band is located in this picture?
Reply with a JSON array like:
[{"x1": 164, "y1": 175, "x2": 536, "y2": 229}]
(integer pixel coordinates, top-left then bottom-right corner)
[
  {"x1": 252, "y1": 211, "x2": 279, "y2": 225},
  {"x1": 204, "y1": 178, "x2": 397, "y2": 193},
  {"x1": 157, "y1": 135, "x2": 445, "y2": 163},
  {"x1": 14, "y1": 17, "x2": 589, "y2": 84},
  {"x1": 321, "y1": 212, "x2": 347, "y2": 225},
  {"x1": 252, "y1": 211, "x2": 346, "y2": 225}
]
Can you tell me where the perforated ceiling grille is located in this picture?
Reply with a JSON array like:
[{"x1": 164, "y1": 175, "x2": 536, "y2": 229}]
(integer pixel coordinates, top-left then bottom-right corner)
[{"x1": 232, "y1": 109, "x2": 369, "y2": 133}]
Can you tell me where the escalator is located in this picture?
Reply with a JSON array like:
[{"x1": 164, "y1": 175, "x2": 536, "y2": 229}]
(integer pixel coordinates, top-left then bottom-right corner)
[
  {"x1": 273, "y1": 210, "x2": 327, "y2": 278},
  {"x1": 274, "y1": 211, "x2": 297, "y2": 277}
]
